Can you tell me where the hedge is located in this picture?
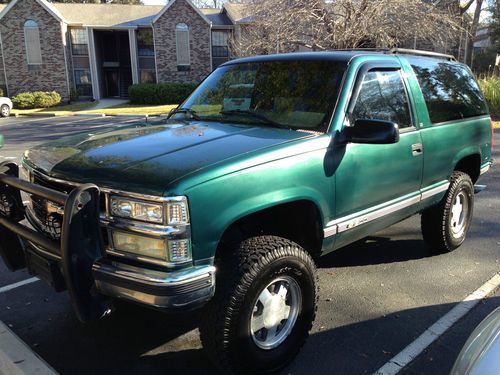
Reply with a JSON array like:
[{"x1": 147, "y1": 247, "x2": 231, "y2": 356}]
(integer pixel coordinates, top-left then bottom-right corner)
[
  {"x1": 128, "y1": 83, "x2": 197, "y2": 105},
  {"x1": 12, "y1": 91, "x2": 61, "y2": 109}
]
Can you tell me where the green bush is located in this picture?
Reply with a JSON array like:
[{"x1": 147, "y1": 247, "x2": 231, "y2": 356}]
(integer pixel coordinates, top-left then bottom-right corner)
[
  {"x1": 128, "y1": 83, "x2": 197, "y2": 105},
  {"x1": 478, "y1": 76, "x2": 500, "y2": 115},
  {"x1": 0, "y1": 87, "x2": 4, "y2": 97},
  {"x1": 12, "y1": 91, "x2": 61, "y2": 109}
]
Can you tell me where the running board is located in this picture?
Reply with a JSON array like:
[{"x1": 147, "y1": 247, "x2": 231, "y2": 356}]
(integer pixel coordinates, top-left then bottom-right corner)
[{"x1": 474, "y1": 184, "x2": 486, "y2": 194}]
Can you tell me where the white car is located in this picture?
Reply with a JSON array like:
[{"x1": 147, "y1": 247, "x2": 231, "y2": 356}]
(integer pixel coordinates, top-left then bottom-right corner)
[{"x1": 0, "y1": 97, "x2": 12, "y2": 117}]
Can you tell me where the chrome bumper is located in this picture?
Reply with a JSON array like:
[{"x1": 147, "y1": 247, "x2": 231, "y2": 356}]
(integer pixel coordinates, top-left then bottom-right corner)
[{"x1": 92, "y1": 260, "x2": 216, "y2": 310}]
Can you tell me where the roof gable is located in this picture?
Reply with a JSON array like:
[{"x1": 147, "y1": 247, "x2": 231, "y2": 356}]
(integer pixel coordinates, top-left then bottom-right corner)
[
  {"x1": 153, "y1": 0, "x2": 211, "y2": 25},
  {"x1": 0, "y1": 0, "x2": 66, "y2": 23}
]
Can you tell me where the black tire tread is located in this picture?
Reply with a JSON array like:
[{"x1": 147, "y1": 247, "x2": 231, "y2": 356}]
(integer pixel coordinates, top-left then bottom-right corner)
[
  {"x1": 199, "y1": 235, "x2": 318, "y2": 375},
  {"x1": 421, "y1": 171, "x2": 473, "y2": 253}
]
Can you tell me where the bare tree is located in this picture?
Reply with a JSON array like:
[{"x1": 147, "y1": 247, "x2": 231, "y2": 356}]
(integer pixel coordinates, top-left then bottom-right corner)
[{"x1": 233, "y1": 0, "x2": 463, "y2": 57}]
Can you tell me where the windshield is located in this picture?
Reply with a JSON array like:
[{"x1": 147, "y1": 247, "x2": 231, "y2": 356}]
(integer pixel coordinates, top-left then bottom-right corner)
[{"x1": 176, "y1": 60, "x2": 347, "y2": 131}]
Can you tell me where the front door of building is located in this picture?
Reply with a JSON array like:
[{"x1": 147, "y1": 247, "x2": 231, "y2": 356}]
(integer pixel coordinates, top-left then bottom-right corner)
[{"x1": 104, "y1": 69, "x2": 119, "y2": 97}]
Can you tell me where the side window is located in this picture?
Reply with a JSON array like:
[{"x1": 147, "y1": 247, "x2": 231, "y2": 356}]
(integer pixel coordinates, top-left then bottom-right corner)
[
  {"x1": 409, "y1": 57, "x2": 488, "y2": 124},
  {"x1": 24, "y1": 20, "x2": 42, "y2": 66},
  {"x1": 351, "y1": 70, "x2": 412, "y2": 128}
]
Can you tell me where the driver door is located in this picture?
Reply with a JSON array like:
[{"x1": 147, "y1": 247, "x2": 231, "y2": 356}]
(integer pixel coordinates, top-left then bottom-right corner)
[{"x1": 333, "y1": 64, "x2": 423, "y2": 249}]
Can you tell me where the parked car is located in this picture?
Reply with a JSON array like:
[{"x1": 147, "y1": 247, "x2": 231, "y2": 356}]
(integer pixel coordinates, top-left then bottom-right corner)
[
  {"x1": 0, "y1": 97, "x2": 12, "y2": 117},
  {"x1": 0, "y1": 49, "x2": 493, "y2": 374},
  {"x1": 451, "y1": 307, "x2": 500, "y2": 375}
]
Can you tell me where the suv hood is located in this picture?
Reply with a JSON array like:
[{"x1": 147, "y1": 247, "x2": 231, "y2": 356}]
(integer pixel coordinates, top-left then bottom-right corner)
[{"x1": 24, "y1": 121, "x2": 311, "y2": 195}]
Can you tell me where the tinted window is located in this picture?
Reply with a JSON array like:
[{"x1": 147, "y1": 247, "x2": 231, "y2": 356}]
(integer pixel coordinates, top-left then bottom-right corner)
[
  {"x1": 409, "y1": 58, "x2": 488, "y2": 123},
  {"x1": 181, "y1": 60, "x2": 346, "y2": 131},
  {"x1": 351, "y1": 70, "x2": 412, "y2": 128}
]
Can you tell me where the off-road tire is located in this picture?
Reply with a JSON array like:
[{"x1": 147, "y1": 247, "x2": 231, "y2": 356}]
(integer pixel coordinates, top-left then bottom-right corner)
[
  {"x1": 199, "y1": 235, "x2": 318, "y2": 375},
  {"x1": 421, "y1": 171, "x2": 474, "y2": 253}
]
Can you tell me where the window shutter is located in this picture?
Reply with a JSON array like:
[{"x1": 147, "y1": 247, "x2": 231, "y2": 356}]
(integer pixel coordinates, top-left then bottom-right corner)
[
  {"x1": 176, "y1": 24, "x2": 190, "y2": 66},
  {"x1": 24, "y1": 21, "x2": 42, "y2": 65}
]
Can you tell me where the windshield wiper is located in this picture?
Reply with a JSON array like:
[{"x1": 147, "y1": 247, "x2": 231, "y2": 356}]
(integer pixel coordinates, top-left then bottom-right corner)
[
  {"x1": 219, "y1": 110, "x2": 291, "y2": 130},
  {"x1": 168, "y1": 107, "x2": 200, "y2": 120}
]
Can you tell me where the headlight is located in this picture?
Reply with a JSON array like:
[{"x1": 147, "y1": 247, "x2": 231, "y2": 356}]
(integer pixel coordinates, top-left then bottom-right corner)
[
  {"x1": 109, "y1": 196, "x2": 189, "y2": 225},
  {"x1": 110, "y1": 196, "x2": 164, "y2": 224}
]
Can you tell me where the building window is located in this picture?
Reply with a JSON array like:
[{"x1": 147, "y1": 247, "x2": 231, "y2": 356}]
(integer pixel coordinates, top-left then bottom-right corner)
[
  {"x1": 24, "y1": 20, "x2": 42, "y2": 66},
  {"x1": 140, "y1": 70, "x2": 156, "y2": 84},
  {"x1": 176, "y1": 23, "x2": 190, "y2": 69},
  {"x1": 212, "y1": 31, "x2": 229, "y2": 58},
  {"x1": 137, "y1": 28, "x2": 154, "y2": 57},
  {"x1": 137, "y1": 28, "x2": 156, "y2": 83},
  {"x1": 74, "y1": 69, "x2": 92, "y2": 96},
  {"x1": 70, "y1": 28, "x2": 88, "y2": 56}
]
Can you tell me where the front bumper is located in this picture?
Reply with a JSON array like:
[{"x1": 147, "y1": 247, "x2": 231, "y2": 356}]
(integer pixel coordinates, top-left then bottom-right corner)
[
  {"x1": 93, "y1": 260, "x2": 215, "y2": 309},
  {"x1": 0, "y1": 161, "x2": 215, "y2": 321}
]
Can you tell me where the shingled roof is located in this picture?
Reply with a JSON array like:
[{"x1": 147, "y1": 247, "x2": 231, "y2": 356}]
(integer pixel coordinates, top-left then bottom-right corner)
[{"x1": 0, "y1": 1, "x2": 236, "y2": 28}]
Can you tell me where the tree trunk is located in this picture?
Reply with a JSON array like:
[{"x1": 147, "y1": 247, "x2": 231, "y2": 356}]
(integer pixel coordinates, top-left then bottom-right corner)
[{"x1": 464, "y1": 0, "x2": 483, "y2": 66}]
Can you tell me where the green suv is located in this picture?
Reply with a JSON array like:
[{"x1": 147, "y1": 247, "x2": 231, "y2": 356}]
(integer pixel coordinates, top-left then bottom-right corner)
[{"x1": 0, "y1": 49, "x2": 493, "y2": 374}]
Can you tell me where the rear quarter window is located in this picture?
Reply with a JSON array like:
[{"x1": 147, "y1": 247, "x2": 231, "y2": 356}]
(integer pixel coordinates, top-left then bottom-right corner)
[{"x1": 408, "y1": 57, "x2": 488, "y2": 124}]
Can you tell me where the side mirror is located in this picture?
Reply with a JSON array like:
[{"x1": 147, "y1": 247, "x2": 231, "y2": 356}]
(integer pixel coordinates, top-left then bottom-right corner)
[{"x1": 344, "y1": 119, "x2": 400, "y2": 144}]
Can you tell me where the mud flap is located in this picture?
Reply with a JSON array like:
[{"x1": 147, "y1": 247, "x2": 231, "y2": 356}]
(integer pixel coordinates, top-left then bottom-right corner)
[
  {"x1": 0, "y1": 162, "x2": 26, "y2": 271},
  {"x1": 60, "y1": 184, "x2": 112, "y2": 322}
]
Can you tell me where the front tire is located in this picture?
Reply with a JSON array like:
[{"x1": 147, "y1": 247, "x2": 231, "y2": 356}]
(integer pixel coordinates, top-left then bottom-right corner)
[
  {"x1": 1, "y1": 104, "x2": 10, "y2": 117},
  {"x1": 421, "y1": 171, "x2": 474, "y2": 253},
  {"x1": 200, "y1": 236, "x2": 318, "y2": 374}
]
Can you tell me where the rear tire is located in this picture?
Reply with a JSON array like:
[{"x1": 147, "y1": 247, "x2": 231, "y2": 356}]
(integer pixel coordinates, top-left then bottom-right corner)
[
  {"x1": 1, "y1": 104, "x2": 10, "y2": 118},
  {"x1": 199, "y1": 236, "x2": 318, "y2": 374},
  {"x1": 421, "y1": 171, "x2": 474, "y2": 253}
]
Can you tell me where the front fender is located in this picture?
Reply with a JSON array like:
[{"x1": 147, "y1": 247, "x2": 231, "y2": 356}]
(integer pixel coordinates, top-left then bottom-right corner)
[{"x1": 185, "y1": 149, "x2": 333, "y2": 262}]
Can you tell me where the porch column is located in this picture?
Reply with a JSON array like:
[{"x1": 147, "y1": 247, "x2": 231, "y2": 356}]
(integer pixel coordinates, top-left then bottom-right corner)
[
  {"x1": 129, "y1": 29, "x2": 139, "y2": 84},
  {"x1": 87, "y1": 27, "x2": 101, "y2": 100}
]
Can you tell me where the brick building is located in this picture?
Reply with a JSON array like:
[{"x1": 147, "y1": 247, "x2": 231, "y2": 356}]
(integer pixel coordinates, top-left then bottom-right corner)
[{"x1": 0, "y1": 0, "x2": 249, "y2": 101}]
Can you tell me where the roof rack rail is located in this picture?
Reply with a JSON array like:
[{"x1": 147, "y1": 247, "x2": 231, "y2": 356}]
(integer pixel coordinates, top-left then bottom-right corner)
[{"x1": 388, "y1": 48, "x2": 456, "y2": 61}]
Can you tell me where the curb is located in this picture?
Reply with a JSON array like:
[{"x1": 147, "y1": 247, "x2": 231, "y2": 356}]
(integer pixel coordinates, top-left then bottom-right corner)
[
  {"x1": 0, "y1": 321, "x2": 57, "y2": 375},
  {"x1": 10, "y1": 113, "x2": 57, "y2": 118}
]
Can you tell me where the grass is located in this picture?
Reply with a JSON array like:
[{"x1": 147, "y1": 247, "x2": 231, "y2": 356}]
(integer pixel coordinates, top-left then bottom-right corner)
[
  {"x1": 478, "y1": 76, "x2": 500, "y2": 116},
  {"x1": 82, "y1": 103, "x2": 178, "y2": 116},
  {"x1": 12, "y1": 101, "x2": 97, "y2": 116}
]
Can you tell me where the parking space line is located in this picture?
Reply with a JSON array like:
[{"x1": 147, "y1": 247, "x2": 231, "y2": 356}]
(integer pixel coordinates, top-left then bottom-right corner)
[
  {"x1": 0, "y1": 278, "x2": 39, "y2": 294},
  {"x1": 374, "y1": 272, "x2": 500, "y2": 375}
]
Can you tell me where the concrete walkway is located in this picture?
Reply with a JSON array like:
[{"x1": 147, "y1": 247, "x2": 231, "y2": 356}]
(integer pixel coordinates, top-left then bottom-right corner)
[{"x1": 87, "y1": 98, "x2": 128, "y2": 110}]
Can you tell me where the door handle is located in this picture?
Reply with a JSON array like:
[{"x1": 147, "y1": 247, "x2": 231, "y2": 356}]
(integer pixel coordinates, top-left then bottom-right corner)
[{"x1": 412, "y1": 143, "x2": 423, "y2": 156}]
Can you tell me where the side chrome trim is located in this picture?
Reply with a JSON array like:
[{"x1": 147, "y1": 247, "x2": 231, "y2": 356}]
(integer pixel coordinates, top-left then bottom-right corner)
[
  {"x1": 480, "y1": 162, "x2": 492, "y2": 175},
  {"x1": 421, "y1": 182, "x2": 450, "y2": 201},
  {"x1": 323, "y1": 181, "x2": 450, "y2": 238}
]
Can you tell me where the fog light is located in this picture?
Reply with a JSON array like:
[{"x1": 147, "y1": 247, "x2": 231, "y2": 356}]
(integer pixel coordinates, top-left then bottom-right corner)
[
  {"x1": 168, "y1": 239, "x2": 191, "y2": 263},
  {"x1": 112, "y1": 230, "x2": 168, "y2": 261}
]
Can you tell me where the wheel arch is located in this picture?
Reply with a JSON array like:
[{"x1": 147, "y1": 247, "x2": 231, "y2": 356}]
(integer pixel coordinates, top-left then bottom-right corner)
[
  {"x1": 453, "y1": 152, "x2": 481, "y2": 184},
  {"x1": 215, "y1": 199, "x2": 325, "y2": 263}
]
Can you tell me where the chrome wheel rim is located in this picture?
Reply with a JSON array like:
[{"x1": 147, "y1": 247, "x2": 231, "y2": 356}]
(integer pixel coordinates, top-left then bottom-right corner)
[
  {"x1": 1, "y1": 106, "x2": 9, "y2": 117},
  {"x1": 250, "y1": 276, "x2": 301, "y2": 350},
  {"x1": 450, "y1": 191, "x2": 468, "y2": 238}
]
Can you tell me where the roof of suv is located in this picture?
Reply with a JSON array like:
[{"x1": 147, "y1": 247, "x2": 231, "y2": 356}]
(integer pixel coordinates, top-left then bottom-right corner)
[{"x1": 223, "y1": 49, "x2": 457, "y2": 66}]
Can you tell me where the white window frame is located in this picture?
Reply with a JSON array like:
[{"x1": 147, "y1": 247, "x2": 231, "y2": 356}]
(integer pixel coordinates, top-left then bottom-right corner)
[
  {"x1": 24, "y1": 20, "x2": 42, "y2": 66},
  {"x1": 175, "y1": 23, "x2": 190, "y2": 67}
]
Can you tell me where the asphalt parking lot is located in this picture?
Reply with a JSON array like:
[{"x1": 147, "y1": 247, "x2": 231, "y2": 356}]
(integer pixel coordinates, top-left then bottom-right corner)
[{"x1": 0, "y1": 115, "x2": 499, "y2": 375}]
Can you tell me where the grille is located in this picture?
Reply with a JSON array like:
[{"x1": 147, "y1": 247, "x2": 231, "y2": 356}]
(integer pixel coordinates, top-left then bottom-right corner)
[{"x1": 28, "y1": 173, "x2": 107, "y2": 241}]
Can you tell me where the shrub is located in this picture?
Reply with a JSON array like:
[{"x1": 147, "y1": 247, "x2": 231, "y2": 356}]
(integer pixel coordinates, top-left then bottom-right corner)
[
  {"x1": 478, "y1": 76, "x2": 500, "y2": 115},
  {"x1": 12, "y1": 91, "x2": 61, "y2": 109},
  {"x1": 128, "y1": 83, "x2": 198, "y2": 105},
  {"x1": 70, "y1": 88, "x2": 80, "y2": 102},
  {"x1": 0, "y1": 87, "x2": 4, "y2": 97}
]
